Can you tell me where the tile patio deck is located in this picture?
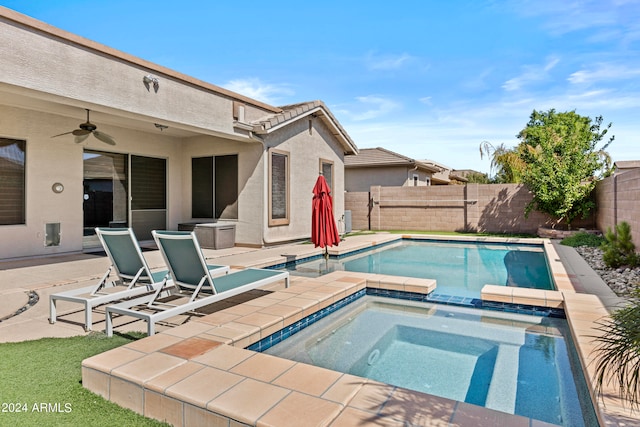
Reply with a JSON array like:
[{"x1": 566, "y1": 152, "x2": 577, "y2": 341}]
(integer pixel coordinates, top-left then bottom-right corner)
[{"x1": 0, "y1": 233, "x2": 637, "y2": 426}]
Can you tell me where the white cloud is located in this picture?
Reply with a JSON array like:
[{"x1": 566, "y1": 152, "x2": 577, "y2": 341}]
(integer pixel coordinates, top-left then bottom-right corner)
[
  {"x1": 336, "y1": 95, "x2": 402, "y2": 121},
  {"x1": 502, "y1": 56, "x2": 560, "y2": 91},
  {"x1": 222, "y1": 78, "x2": 294, "y2": 104},
  {"x1": 507, "y1": 0, "x2": 640, "y2": 44},
  {"x1": 569, "y1": 63, "x2": 640, "y2": 85},
  {"x1": 366, "y1": 52, "x2": 415, "y2": 70}
]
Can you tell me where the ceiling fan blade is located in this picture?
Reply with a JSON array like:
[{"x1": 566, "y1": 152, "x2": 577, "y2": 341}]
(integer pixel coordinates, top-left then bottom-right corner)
[
  {"x1": 93, "y1": 130, "x2": 116, "y2": 145},
  {"x1": 74, "y1": 134, "x2": 90, "y2": 144},
  {"x1": 51, "y1": 130, "x2": 75, "y2": 138},
  {"x1": 73, "y1": 129, "x2": 91, "y2": 136}
]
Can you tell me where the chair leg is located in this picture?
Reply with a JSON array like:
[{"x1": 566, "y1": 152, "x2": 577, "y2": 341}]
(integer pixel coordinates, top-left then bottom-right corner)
[
  {"x1": 84, "y1": 302, "x2": 92, "y2": 332},
  {"x1": 49, "y1": 297, "x2": 57, "y2": 324},
  {"x1": 106, "y1": 310, "x2": 114, "y2": 337}
]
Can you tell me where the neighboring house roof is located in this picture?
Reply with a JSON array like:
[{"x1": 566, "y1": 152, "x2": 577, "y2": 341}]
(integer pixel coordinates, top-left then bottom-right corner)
[
  {"x1": 614, "y1": 160, "x2": 640, "y2": 171},
  {"x1": 252, "y1": 101, "x2": 358, "y2": 155},
  {"x1": 345, "y1": 147, "x2": 441, "y2": 173},
  {"x1": 420, "y1": 159, "x2": 469, "y2": 183}
]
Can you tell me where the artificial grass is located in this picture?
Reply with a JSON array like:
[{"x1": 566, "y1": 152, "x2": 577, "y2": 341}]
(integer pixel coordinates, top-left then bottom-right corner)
[
  {"x1": 560, "y1": 231, "x2": 605, "y2": 247},
  {"x1": 0, "y1": 332, "x2": 168, "y2": 427},
  {"x1": 385, "y1": 230, "x2": 537, "y2": 238}
]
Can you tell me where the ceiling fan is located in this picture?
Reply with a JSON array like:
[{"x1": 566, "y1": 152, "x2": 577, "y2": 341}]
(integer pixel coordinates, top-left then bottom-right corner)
[{"x1": 51, "y1": 109, "x2": 116, "y2": 145}]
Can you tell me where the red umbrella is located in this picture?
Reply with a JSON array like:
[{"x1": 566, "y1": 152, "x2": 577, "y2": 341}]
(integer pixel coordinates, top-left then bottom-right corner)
[{"x1": 311, "y1": 175, "x2": 340, "y2": 253}]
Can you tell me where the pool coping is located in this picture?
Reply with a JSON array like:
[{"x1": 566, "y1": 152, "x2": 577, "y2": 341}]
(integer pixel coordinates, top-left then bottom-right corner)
[{"x1": 81, "y1": 235, "x2": 633, "y2": 426}]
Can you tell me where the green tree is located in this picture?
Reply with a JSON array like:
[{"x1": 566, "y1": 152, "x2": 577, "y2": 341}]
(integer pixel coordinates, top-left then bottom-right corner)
[
  {"x1": 517, "y1": 109, "x2": 613, "y2": 228},
  {"x1": 464, "y1": 171, "x2": 491, "y2": 184}
]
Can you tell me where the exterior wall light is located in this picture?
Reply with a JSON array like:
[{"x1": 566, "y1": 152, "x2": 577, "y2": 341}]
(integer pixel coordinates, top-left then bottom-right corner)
[
  {"x1": 143, "y1": 74, "x2": 160, "y2": 92},
  {"x1": 52, "y1": 182, "x2": 64, "y2": 193}
]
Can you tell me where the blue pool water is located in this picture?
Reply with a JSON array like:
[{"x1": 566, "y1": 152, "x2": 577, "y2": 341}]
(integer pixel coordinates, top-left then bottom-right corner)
[
  {"x1": 285, "y1": 239, "x2": 553, "y2": 298},
  {"x1": 264, "y1": 296, "x2": 597, "y2": 427}
]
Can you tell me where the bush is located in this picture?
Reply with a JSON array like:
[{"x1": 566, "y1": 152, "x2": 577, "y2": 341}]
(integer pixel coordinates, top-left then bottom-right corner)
[
  {"x1": 560, "y1": 231, "x2": 605, "y2": 247},
  {"x1": 601, "y1": 221, "x2": 639, "y2": 268},
  {"x1": 593, "y1": 287, "x2": 640, "y2": 408}
]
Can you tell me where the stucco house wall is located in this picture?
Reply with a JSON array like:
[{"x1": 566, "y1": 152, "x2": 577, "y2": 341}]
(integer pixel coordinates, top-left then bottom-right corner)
[
  {"x1": 0, "y1": 7, "x2": 357, "y2": 259},
  {"x1": 345, "y1": 166, "x2": 432, "y2": 192},
  {"x1": 262, "y1": 117, "x2": 347, "y2": 243}
]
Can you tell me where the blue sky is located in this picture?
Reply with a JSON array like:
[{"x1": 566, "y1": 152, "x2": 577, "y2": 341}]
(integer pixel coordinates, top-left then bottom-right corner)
[{"x1": 3, "y1": 0, "x2": 640, "y2": 174}]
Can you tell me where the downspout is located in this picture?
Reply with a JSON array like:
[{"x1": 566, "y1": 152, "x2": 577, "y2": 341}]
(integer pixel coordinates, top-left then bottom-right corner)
[{"x1": 252, "y1": 131, "x2": 275, "y2": 245}]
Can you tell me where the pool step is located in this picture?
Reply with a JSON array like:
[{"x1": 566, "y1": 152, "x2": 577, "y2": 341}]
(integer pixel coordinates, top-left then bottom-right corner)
[{"x1": 484, "y1": 343, "x2": 520, "y2": 414}]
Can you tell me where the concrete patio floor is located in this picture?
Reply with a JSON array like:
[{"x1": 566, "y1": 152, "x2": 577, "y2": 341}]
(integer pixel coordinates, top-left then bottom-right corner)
[{"x1": 1, "y1": 233, "x2": 638, "y2": 426}]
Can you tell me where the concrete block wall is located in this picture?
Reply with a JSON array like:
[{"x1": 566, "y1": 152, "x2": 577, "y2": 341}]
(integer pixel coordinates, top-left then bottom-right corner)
[
  {"x1": 344, "y1": 191, "x2": 370, "y2": 231},
  {"x1": 596, "y1": 169, "x2": 640, "y2": 246},
  {"x1": 346, "y1": 183, "x2": 595, "y2": 234}
]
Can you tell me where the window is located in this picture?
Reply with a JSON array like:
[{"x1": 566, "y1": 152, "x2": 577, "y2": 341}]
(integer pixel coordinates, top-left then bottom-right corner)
[
  {"x1": 413, "y1": 174, "x2": 419, "y2": 186},
  {"x1": 0, "y1": 138, "x2": 26, "y2": 225},
  {"x1": 320, "y1": 159, "x2": 334, "y2": 192},
  {"x1": 191, "y1": 155, "x2": 238, "y2": 219},
  {"x1": 269, "y1": 149, "x2": 289, "y2": 226},
  {"x1": 425, "y1": 177, "x2": 431, "y2": 186}
]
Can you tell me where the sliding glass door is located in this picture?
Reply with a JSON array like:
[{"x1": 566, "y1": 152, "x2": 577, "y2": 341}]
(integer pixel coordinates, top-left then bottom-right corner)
[
  {"x1": 130, "y1": 155, "x2": 166, "y2": 240},
  {"x1": 83, "y1": 151, "x2": 166, "y2": 246}
]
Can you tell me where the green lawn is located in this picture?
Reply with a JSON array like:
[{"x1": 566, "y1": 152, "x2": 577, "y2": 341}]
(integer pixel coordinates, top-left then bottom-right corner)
[{"x1": 0, "y1": 333, "x2": 168, "y2": 427}]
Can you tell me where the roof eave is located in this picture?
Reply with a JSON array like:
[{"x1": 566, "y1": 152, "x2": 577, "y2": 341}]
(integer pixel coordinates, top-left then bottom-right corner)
[{"x1": 253, "y1": 105, "x2": 358, "y2": 155}]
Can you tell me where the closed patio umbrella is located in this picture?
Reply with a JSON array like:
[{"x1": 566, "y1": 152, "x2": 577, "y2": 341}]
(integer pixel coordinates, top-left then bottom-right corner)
[{"x1": 311, "y1": 175, "x2": 340, "y2": 257}]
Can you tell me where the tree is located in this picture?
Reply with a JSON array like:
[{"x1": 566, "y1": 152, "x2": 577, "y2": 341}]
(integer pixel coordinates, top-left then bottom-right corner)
[
  {"x1": 479, "y1": 141, "x2": 526, "y2": 183},
  {"x1": 464, "y1": 171, "x2": 491, "y2": 184},
  {"x1": 517, "y1": 109, "x2": 613, "y2": 228}
]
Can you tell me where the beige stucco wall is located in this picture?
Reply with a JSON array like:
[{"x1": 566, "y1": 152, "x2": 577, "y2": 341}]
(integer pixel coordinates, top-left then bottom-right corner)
[
  {"x1": 180, "y1": 136, "x2": 265, "y2": 246},
  {"x1": 0, "y1": 14, "x2": 274, "y2": 136},
  {"x1": 0, "y1": 12, "x2": 353, "y2": 257},
  {"x1": 262, "y1": 117, "x2": 346, "y2": 244},
  {"x1": 345, "y1": 166, "x2": 432, "y2": 192},
  {"x1": 0, "y1": 105, "x2": 184, "y2": 259}
]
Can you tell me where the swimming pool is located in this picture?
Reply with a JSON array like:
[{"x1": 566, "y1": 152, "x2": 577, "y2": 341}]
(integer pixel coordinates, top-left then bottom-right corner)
[
  {"x1": 263, "y1": 295, "x2": 597, "y2": 427},
  {"x1": 284, "y1": 239, "x2": 553, "y2": 299}
]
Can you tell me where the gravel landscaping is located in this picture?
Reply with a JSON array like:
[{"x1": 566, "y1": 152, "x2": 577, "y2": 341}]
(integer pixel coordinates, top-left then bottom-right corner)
[{"x1": 574, "y1": 246, "x2": 640, "y2": 297}]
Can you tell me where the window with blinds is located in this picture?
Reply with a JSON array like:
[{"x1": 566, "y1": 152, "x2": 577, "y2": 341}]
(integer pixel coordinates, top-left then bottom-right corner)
[
  {"x1": 320, "y1": 159, "x2": 334, "y2": 191},
  {"x1": 191, "y1": 154, "x2": 238, "y2": 219},
  {"x1": 0, "y1": 138, "x2": 26, "y2": 225},
  {"x1": 269, "y1": 149, "x2": 289, "y2": 226}
]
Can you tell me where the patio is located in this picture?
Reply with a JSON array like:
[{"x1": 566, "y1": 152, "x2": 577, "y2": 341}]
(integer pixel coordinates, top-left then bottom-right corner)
[{"x1": 0, "y1": 233, "x2": 636, "y2": 426}]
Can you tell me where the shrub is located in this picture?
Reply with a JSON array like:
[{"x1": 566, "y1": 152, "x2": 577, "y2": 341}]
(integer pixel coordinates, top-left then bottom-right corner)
[
  {"x1": 601, "y1": 221, "x2": 639, "y2": 268},
  {"x1": 560, "y1": 231, "x2": 605, "y2": 248},
  {"x1": 593, "y1": 287, "x2": 640, "y2": 409}
]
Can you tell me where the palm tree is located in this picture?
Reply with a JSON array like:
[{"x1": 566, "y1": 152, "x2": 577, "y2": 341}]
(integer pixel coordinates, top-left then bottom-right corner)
[{"x1": 479, "y1": 141, "x2": 526, "y2": 183}]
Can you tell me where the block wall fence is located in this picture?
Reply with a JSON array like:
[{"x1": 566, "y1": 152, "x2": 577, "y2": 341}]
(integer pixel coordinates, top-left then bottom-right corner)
[
  {"x1": 595, "y1": 168, "x2": 640, "y2": 246},
  {"x1": 345, "y1": 183, "x2": 598, "y2": 235}
]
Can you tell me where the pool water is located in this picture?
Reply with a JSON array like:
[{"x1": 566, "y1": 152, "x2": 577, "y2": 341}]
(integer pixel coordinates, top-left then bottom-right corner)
[
  {"x1": 264, "y1": 296, "x2": 597, "y2": 427},
  {"x1": 285, "y1": 240, "x2": 553, "y2": 299}
]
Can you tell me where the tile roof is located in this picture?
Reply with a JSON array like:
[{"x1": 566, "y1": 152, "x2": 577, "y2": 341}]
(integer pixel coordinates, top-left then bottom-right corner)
[
  {"x1": 344, "y1": 147, "x2": 441, "y2": 173},
  {"x1": 252, "y1": 101, "x2": 357, "y2": 155}
]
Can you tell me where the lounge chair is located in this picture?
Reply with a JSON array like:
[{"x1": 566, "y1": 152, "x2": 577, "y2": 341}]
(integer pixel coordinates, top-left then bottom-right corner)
[
  {"x1": 49, "y1": 227, "x2": 228, "y2": 331},
  {"x1": 105, "y1": 230, "x2": 289, "y2": 336}
]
